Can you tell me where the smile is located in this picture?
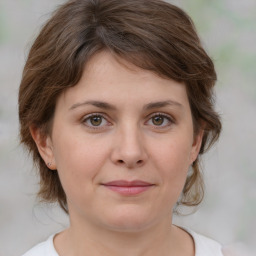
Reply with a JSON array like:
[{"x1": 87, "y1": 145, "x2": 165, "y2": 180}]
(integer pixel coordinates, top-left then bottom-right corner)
[{"x1": 101, "y1": 180, "x2": 155, "y2": 196}]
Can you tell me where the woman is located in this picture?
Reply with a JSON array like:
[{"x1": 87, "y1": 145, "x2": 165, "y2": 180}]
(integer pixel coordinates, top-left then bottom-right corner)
[{"x1": 19, "y1": 0, "x2": 223, "y2": 255}]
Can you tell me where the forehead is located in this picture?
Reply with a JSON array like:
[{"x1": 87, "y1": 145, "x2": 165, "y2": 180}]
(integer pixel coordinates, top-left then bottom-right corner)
[
  {"x1": 83, "y1": 51, "x2": 167, "y2": 85},
  {"x1": 58, "y1": 51, "x2": 190, "y2": 110}
]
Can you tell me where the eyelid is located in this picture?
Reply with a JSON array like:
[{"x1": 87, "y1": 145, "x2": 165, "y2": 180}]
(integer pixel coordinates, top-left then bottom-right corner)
[
  {"x1": 145, "y1": 112, "x2": 175, "y2": 127},
  {"x1": 80, "y1": 112, "x2": 175, "y2": 130},
  {"x1": 81, "y1": 112, "x2": 112, "y2": 129},
  {"x1": 147, "y1": 112, "x2": 174, "y2": 120}
]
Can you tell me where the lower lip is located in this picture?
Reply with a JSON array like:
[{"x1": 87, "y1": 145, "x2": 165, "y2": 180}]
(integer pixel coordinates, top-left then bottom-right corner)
[{"x1": 103, "y1": 185, "x2": 153, "y2": 196}]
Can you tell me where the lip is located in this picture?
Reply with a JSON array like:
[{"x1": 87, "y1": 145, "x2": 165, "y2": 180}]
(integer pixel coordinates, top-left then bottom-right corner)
[{"x1": 101, "y1": 180, "x2": 155, "y2": 196}]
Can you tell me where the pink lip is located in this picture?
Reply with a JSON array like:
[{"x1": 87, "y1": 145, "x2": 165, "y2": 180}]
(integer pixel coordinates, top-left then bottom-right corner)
[{"x1": 102, "y1": 180, "x2": 154, "y2": 196}]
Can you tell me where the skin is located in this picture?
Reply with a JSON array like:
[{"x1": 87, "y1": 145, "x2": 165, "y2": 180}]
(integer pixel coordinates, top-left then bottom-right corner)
[{"x1": 31, "y1": 51, "x2": 204, "y2": 256}]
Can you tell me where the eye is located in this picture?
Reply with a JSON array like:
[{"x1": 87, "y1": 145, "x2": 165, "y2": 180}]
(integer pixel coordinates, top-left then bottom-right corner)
[
  {"x1": 146, "y1": 113, "x2": 173, "y2": 128},
  {"x1": 82, "y1": 113, "x2": 110, "y2": 129}
]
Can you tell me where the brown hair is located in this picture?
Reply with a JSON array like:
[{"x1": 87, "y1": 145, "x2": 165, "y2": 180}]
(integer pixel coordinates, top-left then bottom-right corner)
[{"x1": 19, "y1": 0, "x2": 221, "y2": 213}]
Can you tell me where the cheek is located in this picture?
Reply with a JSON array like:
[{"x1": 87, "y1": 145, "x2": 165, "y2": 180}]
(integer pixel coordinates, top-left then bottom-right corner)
[
  {"x1": 52, "y1": 133, "x2": 109, "y2": 194},
  {"x1": 149, "y1": 134, "x2": 193, "y2": 193},
  {"x1": 152, "y1": 135, "x2": 192, "y2": 171}
]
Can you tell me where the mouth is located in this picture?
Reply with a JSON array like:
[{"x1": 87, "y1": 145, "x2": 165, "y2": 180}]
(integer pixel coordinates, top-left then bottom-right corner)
[{"x1": 101, "y1": 180, "x2": 155, "y2": 196}]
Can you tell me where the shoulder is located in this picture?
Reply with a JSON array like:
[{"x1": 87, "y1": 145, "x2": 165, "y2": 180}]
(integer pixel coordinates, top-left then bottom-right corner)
[
  {"x1": 185, "y1": 228, "x2": 225, "y2": 256},
  {"x1": 22, "y1": 234, "x2": 58, "y2": 256}
]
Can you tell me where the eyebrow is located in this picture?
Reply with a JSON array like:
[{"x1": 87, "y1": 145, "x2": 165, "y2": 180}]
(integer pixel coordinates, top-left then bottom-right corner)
[
  {"x1": 69, "y1": 100, "x2": 116, "y2": 111},
  {"x1": 69, "y1": 100, "x2": 183, "y2": 111},
  {"x1": 143, "y1": 100, "x2": 183, "y2": 110}
]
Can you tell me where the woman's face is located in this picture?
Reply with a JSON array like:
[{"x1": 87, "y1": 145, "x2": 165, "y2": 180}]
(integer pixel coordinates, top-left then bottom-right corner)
[{"x1": 37, "y1": 51, "x2": 203, "y2": 232}]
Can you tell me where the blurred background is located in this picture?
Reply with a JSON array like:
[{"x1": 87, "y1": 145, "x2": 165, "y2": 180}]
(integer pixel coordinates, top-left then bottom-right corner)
[{"x1": 0, "y1": 0, "x2": 255, "y2": 255}]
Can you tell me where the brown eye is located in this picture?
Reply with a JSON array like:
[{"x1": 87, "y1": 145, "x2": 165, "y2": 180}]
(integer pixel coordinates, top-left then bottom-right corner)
[
  {"x1": 82, "y1": 114, "x2": 109, "y2": 128},
  {"x1": 89, "y1": 116, "x2": 102, "y2": 126},
  {"x1": 146, "y1": 113, "x2": 173, "y2": 128},
  {"x1": 82, "y1": 113, "x2": 112, "y2": 131},
  {"x1": 152, "y1": 116, "x2": 164, "y2": 126}
]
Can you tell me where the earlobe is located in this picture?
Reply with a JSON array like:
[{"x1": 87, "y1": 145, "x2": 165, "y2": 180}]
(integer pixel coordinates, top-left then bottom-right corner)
[
  {"x1": 190, "y1": 129, "x2": 204, "y2": 165},
  {"x1": 29, "y1": 125, "x2": 56, "y2": 170}
]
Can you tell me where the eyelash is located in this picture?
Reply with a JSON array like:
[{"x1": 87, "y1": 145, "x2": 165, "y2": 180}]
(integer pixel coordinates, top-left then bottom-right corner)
[
  {"x1": 81, "y1": 113, "x2": 111, "y2": 130},
  {"x1": 145, "y1": 112, "x2": 174, "y2": 129},
  {"x1": 81, "y1": 112, "x2": 174, "y2": 130}
]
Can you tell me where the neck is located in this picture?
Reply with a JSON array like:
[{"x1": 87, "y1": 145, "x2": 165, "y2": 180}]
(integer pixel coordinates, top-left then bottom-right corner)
[{"x1": 54, "y1": 214, "x2": 186, "y2": 256}]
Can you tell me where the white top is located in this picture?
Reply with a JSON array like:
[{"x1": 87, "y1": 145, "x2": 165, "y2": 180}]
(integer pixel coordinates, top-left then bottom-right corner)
[{"x1": 22, "y1": 229, "x2": 224, "y2": 256}]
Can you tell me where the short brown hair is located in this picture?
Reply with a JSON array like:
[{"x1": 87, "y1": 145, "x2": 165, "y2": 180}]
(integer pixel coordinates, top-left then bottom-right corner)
[{"x1": 19, "y1": 0, "x2": 221, "y2": 213}]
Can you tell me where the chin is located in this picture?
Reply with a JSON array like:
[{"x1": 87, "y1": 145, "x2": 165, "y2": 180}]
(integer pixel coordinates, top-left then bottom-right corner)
[{"x1": 99, "y1": 205, "x2": 159, "y2": 233}]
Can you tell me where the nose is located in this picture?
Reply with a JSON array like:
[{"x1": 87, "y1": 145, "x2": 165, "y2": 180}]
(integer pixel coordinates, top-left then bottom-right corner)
[{"x1": 110, "y1": 126, "x2": 148, "y2": 169}]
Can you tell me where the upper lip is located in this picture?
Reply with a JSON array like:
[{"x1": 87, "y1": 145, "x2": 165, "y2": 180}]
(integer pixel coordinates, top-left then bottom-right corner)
[{"x1": 102, "y1": 180, "x2": 154, "y2": 187}]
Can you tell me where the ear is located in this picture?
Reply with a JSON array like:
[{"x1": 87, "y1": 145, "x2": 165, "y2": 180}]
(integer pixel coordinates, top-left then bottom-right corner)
[
  {"x1": 189, "y1": 128, "x2": 204, "y2": 165},
  {"x1": 30, "y1": 125, "x2": 56, "y2": 170}
]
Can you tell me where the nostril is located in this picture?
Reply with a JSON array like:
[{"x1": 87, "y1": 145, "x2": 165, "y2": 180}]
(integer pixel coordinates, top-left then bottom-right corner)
[{"x1": 116, "y1": 159, "x2": 143, "y2": 166}]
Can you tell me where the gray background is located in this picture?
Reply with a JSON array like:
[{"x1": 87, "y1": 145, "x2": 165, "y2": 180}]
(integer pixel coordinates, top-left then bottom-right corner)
[{"x1": 0, "y1": 0, "x2": 255, "y2": 255}]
